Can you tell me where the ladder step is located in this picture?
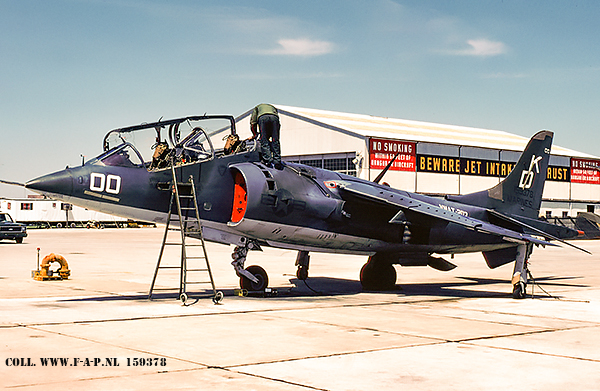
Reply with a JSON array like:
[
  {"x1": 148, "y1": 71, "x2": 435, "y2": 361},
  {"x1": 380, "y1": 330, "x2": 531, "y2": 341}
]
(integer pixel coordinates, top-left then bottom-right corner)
[{"x1": 158, "y1": 266, "x2": 182, "y2": 269}]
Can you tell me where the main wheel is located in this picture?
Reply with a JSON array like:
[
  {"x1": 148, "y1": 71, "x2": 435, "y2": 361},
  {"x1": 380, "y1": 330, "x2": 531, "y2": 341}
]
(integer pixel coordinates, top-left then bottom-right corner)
[
  {"x1": 15, "y1": 237, "x2": 23, "y2": 244},
  {"x1": 240, "y1": 265, "x2": 269, "y2": 291},
  {"x1": 360, "y1": 260, "x2": 397, "y2": 291}
]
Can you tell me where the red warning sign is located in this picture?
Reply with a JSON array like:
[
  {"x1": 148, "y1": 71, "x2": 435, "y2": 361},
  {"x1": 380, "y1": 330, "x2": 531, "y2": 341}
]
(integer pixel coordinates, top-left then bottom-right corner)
[
  {"x1": 571, "y1": 158, "x2": 600, "y2": 184},
  {"x1": 369, "y1": 138, "x2": 416, "y2": 172}
]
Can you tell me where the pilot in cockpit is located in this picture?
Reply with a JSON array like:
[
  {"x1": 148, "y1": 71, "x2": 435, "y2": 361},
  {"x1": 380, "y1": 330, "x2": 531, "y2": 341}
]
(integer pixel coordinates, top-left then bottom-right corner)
[{"x1": 149, "y1": 142, "x2": 170, "y2": 170}]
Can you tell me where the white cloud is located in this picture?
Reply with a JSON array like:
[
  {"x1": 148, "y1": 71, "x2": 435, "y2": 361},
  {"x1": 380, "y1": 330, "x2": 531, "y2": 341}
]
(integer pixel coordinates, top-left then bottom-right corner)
[
  {"x1": 267, "y1": 38, "x2": 335, "y2": 57},
  {"x1": 451, "y1": 39, "x2": 508, "y2": 57}
]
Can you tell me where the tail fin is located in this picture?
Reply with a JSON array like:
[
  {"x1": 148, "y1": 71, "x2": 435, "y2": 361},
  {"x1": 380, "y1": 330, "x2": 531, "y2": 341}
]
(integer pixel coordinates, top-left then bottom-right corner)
[{"x1": 448, "y1": 130, "x2": 553, "y2": 219}]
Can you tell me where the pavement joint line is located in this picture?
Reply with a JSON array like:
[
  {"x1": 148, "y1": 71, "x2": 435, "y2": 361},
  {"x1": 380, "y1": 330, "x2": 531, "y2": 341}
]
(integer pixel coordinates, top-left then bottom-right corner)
[
  {"x1": 5, "y1": 291, "x2": 598, "y2": 329},
  {"x1": 0, "y1": 295, "x2": 495, "y2": 329},
  {"x1": 21, "y1": 322, "x2": 449, "y2": 390},
  {"x1": 259, "y1": 311, "x2": 590, "y2": 348},
  {"x1": 258, "y1": 312, "x2": 451, "y2": 343},
  {"x1": 447, "y1": 323, "x2": 598, "y2": 344},
  {"x1": 445, "y1": 307, "x2": 600, "y2": 327},
  {"x1": 461, "y1": 339, "x2": 600, "y2": 363},
  {"x1": 213, "y1": 367, "x2": 329, "y2": 391},
  {"x1": 3, "y1": 367, "x2": 244, "y2": 390},
  {"x1": 257, "y1": 300, "x2": 599, "y2": 332},
  {"x1": 216, "y1": 325, "x2": 600, "y2": 371},
  {"x1": 223, "y1": 340, "x2": 449, "y2": 370},
  {"x1": 404, "y1": 311, "x2": 598, "y2": 329}
]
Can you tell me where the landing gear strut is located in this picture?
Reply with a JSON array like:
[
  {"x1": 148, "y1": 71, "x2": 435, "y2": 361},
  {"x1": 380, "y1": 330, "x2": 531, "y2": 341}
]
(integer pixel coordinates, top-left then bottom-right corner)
[
  {"x1": 511, "y1": 244, "x2": 532, "y2": 299},
  {"x1": 360, "y1": 253, "x2": 397, "y2": 291},
  {"x1": 231, "y1": 241, "x2": 269, "y2": 292}
]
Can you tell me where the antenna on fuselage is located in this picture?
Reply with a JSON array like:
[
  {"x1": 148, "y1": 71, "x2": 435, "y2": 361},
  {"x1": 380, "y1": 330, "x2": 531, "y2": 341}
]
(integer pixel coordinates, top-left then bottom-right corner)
[{"x1": 373, "y1": 152, "x2": 400, "y2": 184}]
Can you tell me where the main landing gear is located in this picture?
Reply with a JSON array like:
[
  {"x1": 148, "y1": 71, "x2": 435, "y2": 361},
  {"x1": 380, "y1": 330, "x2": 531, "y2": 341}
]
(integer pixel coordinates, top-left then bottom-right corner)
[
  {"x1": 360, "y1": 253, "x2": 397, "y2": 291},
  {"x1": 231, "y1": 241, "x2": 269, "y2": 292},
  {"x1": 511, "y1": 244, "x2": 532, "y2": 299}
]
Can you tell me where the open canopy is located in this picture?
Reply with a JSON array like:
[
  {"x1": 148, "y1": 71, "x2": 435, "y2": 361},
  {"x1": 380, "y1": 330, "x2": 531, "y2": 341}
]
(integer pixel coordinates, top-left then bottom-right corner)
[{"x1": 87, "y1": 115, "x2": 237, "y2": 171}]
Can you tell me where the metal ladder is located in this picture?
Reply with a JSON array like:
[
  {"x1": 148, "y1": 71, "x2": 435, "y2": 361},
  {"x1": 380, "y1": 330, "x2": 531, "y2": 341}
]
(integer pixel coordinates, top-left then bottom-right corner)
[{"x1": 148, "y1": 165, "x2": 223, "y2": 304}]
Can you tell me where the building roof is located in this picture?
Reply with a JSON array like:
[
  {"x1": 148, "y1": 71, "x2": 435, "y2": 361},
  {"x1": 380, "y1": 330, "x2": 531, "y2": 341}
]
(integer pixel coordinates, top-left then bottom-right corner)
[{"x1": 276, "y1": 105, "x2": 598, "y2": 159}]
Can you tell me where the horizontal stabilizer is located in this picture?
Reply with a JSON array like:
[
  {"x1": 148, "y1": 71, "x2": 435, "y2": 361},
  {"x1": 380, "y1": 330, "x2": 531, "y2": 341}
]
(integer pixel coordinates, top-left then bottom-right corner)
[{"x1": 488, "y1": 209, "x2": 591, "y2": 255}]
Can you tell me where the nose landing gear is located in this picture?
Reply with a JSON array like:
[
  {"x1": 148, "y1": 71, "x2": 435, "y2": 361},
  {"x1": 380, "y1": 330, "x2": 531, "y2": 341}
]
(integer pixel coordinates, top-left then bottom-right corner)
[{"x1": 231, "y1": 241, "x2": 269, "y2": 292}]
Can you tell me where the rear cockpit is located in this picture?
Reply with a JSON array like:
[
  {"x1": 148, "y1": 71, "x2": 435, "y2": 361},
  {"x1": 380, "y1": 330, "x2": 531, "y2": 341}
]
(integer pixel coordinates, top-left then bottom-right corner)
[{"x1": 86, "y1": 115, "x2": 255, "y2": 171}]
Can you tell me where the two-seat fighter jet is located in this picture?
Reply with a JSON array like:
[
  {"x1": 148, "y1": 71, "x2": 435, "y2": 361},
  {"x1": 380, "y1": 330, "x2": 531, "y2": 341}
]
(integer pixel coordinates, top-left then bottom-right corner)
[{"x1": 25, "y1": 115, "x2": 586, "y2": 299}]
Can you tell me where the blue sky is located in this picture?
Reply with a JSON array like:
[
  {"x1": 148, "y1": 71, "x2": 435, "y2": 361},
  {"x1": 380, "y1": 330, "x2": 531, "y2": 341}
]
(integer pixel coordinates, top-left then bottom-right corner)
[{"x1": 2, "y1": 0, "x2": 599, "y2": 197}]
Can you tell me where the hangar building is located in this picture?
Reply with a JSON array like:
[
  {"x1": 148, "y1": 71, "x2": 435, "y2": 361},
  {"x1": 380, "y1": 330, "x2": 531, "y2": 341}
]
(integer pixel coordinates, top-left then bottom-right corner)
[{"x1": 235, "y1": 105, "x2": 600, "y2": 218}]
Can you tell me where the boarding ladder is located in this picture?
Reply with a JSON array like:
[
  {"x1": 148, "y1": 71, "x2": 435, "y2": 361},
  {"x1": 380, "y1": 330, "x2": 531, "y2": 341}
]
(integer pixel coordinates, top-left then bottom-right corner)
[{"x1": 148, "y1": 164, "x2": 223, "y2": 304}]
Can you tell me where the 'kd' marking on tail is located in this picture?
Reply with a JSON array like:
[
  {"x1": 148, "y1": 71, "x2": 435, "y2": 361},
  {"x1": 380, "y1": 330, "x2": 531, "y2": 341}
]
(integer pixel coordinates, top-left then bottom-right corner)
[{"x1": 519, "y1": 155, "x2": 543, "y2": 190}]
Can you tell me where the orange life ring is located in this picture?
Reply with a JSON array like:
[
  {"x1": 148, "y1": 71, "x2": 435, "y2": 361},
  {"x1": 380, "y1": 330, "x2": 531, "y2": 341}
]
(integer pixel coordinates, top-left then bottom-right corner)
[{"x1": 40, "y1": 253, "x2": 70, "y2": 279}]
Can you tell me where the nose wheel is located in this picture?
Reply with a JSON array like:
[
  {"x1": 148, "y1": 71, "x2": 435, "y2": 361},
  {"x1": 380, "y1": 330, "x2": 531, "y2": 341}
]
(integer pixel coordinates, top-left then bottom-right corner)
[{"x1": 240, "y1": 265, "x2": 269, "y2": 291}]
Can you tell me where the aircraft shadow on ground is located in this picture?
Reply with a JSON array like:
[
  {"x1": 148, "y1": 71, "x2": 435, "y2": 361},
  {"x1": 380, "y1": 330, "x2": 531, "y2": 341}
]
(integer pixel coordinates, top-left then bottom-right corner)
[{"x1": 61, "y1": 275, "x2": 588, "y2": 302}]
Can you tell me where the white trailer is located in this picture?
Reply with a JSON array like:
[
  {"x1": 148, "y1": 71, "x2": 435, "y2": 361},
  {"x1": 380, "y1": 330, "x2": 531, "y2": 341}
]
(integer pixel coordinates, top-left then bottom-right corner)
[{"x1": 0, "y1": 198, "x2": 147, "y2": 228}]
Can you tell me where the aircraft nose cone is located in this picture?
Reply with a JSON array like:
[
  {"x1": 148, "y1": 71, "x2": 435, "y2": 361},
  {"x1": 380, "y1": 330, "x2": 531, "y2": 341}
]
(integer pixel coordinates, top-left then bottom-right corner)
[{"x1": 26, "y1": 170, "x2": 73, "y2": 198}]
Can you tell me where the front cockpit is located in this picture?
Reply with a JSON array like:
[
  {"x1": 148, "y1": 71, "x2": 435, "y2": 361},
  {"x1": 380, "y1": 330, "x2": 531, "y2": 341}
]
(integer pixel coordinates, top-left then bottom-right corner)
[{"x1": 87, "y1": 115, "x2": 253, "y2": 171}]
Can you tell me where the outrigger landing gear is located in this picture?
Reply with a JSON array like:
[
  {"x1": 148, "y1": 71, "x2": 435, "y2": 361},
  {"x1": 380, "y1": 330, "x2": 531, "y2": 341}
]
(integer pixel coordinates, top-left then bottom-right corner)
[
  {"x1": 511, "y1": 244, "x2": 533, "y2": 299},
  {"x1": 295, "y1": 250, "x2": 310, "y2": 280},
  {"x1": 360, "y1": 253, "x2": 397, "y2": 291},
  {"x1": 231, "y1": 240, "x2": 269, "y2": 292}
]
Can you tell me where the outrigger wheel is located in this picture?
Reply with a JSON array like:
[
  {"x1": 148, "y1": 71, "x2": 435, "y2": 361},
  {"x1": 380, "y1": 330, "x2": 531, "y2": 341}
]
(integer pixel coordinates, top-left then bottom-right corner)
[
  {"x1": 512, "y1": 281, "x2": 527, "y2": 300},
  {"x1": 240, "y1": 265, "x2": 269, "y2": 291}
]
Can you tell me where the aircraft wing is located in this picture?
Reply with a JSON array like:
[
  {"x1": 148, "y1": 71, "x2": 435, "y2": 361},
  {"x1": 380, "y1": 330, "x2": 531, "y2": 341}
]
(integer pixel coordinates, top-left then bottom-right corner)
[{"x1": 335, "y1": 181, "x2": 558, "y2": 248}]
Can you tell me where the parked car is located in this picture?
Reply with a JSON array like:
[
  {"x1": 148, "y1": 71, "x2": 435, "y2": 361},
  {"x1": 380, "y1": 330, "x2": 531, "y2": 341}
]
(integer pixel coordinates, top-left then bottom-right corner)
[{"x1": 0, "y1": 212, "x2": 27, "y2": 243}]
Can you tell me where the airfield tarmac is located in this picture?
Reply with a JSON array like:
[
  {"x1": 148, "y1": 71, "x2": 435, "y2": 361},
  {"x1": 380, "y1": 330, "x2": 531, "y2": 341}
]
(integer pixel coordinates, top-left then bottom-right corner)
[{"x1": 1, "y1": 228, "x2": 600, "y2": 390}]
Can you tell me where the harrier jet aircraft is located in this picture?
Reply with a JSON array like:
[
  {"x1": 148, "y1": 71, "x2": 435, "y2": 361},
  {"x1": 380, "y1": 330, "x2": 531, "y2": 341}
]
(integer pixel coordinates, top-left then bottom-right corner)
[{"x1": 24, "y1": 115, "x2": 586, "y2": 299}]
